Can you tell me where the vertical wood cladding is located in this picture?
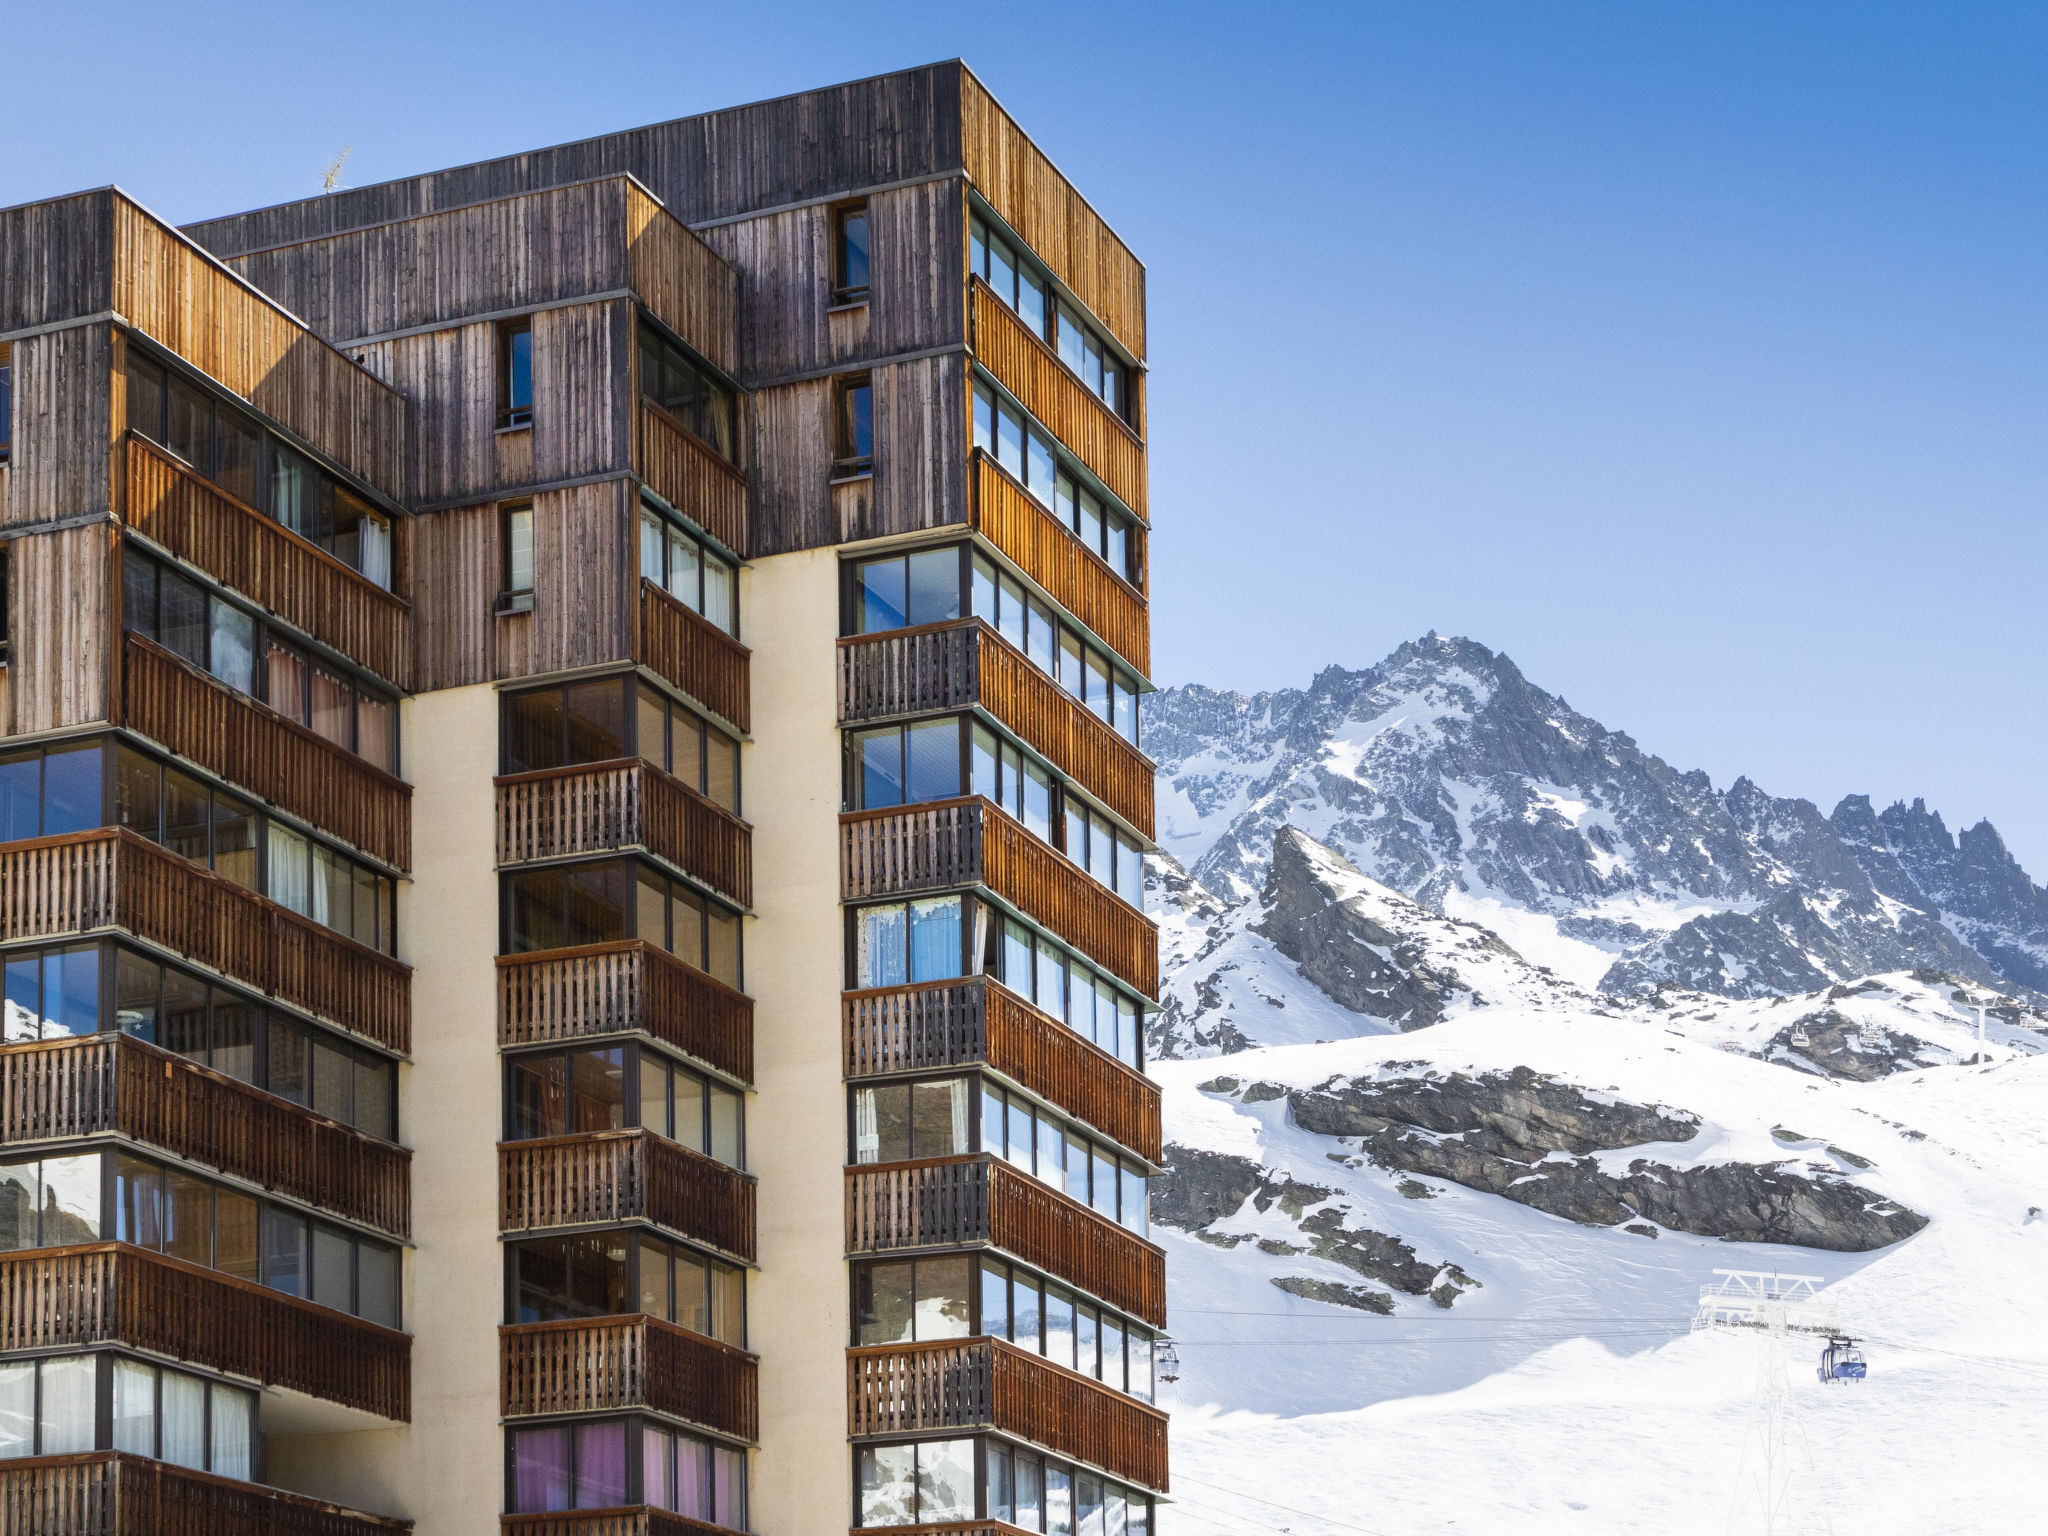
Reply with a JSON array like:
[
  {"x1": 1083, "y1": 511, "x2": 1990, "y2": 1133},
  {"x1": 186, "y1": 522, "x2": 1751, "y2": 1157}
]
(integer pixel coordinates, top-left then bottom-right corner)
[
  {"x1": 699, "y1": 178, "x2": 965, "y2": 381},
  {"x1": 530, "y1": 480, "x2": 633, "y2": 674},
  {"x1": 9, "y1": 523, "x2": 111, "y2": 732},
  {"x1": 531, "y1": 300, "x2": 631, "y2": 485},
  {"x1": 958, "y1": 72, "x2": 1146, "y2": 362},
  {"x1": 747, "y1": 379, "x2": 834, "y2": 555},
  {"x1": 0, "y1": 192, "x2": 114, "y2": 332},
  {"x1": 2, "y1": 323, "x2": 113, "y2": 528},
  {"x1": 183, "y1": 65, "x2": 967, "y2": 257}
]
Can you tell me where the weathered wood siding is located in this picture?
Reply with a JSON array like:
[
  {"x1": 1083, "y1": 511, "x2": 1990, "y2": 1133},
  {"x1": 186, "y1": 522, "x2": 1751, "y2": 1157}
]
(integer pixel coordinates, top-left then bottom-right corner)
[
  {"x1": 530, "y1": 480, "x2": 634, "y2": 674},
  {"x1": 184, "y1": 64, "x2": 967, "y2": 256},
  {"x1": 698, "y1": 179, "x2": 964, "y2": 381},
  {"x1": 623, "y1": 183, "x2": 739, "y2": 376},
  {"x1": 532, "y1": 300, "x2": 632, "y2": 485},
  {"x1": 0, "y1": 192, "x2": 115, "y2": 332},
  {"x1": 747, "y1": 378, "x2": 834, "y2": 555},
  {"x1": 959, "y1": 72, "x2": 1146, "y2": 362},
  {"x1": 408, "y1": 504, "x2": 500, "y2": 692},
  {"x1": 8, "y1": 524, "x2": 111, "y2": 732},
  {"x1": 871, "y1": 352, "x2": 968, "y2": 539},
  {"x1": 1, "y1": 323, "x2": 114, "y2": 528}
]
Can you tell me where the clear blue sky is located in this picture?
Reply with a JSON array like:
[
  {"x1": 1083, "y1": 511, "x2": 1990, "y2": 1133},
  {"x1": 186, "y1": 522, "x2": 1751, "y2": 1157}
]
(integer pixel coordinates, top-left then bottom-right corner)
[{"x1": 10, "y1": 2, "x2": 2045, "y2": 871}]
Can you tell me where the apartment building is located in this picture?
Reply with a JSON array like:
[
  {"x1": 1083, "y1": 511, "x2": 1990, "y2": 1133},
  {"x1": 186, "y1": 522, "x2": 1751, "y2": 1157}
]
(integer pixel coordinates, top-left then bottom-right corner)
[{"x1": 0, "y1": 61, "x2": 1161, "y2": 1536}]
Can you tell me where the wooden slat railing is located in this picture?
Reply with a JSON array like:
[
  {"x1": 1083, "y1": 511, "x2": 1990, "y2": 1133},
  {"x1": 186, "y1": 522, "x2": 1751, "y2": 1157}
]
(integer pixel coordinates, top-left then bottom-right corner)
[
  {"x1": 501, "y1": 1316, "x2": 757, "y2": 1442},
  {"x1": 844, "y1": 1155, "x2": 1164, "y2": 1327},
  {"x1": 499, "y1": 1129, "x2": 755, "y2": 1262},
  {"x1": 971, "y1": 283, "x2": 1145, "y2": 520},
  {"x1": 0, "y1": 1032, "x2": 409, "y2": 1237},
  {"x1": 836, "y1": 621, "x2": 1154, "y2": 838},
  {"x1": 496, "y1": 760, "x2": 751, "y2": 908},
  {"x1": 636, "y1": 400, "x2": 748, "y2": 557},
  {"x1": 124, "y1": 434, "x2": 412, "y2": 690},
  {"x1": 0, "y1": 1244, "x2": 410, "y2": 1420},
  {"x1": 122, "y1": 633, "x2": 410, "y2": 869},
  {"x1": 0, "y1": 829, "x2": 410, "y2": 1054},
  {"x1": 843, "y1": 978, "x2": 1160, "y2": 1163},
  {"x1": 847, "y1": 1337, "x2": 1168, "y2": 1493},
  {"x1": 640, "y1": 579, "x2": 749, "y2": 735},
  {"x1": 503, "y1": 1512, "x2": 729, "y2": 1536},
  {"x1": 498, "y1": 942, "x2": 752, "y2": 1084},
  {"x1": 973, "y1": 454, "x2": 1148, "y2": 676},
  {"x1": 841, "y1": 799, "x2": 1157, "y2": 998},
  {"x1": 0, "y1": 1451, "x2": 413, "y2": 1534}
]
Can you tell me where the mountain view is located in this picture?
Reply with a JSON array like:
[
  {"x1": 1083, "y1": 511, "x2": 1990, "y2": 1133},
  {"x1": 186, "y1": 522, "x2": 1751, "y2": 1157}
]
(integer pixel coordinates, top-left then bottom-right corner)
[{"x1": 1142, "y1": 635, "x2": 2048, "y2": 1535}]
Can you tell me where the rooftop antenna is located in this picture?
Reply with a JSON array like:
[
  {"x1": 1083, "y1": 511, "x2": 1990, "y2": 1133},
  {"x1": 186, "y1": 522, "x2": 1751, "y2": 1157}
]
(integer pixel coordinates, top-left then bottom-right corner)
[
  {"x1": 1693, "y1": 1270, "x2": 1841, "y2": 1536},
  {"x1": 321, "y1": 148, "x2": 355, "y2": 194}
]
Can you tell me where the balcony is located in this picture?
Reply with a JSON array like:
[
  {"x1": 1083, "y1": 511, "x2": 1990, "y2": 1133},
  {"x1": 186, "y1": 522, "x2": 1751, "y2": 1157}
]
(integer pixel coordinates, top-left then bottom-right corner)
[
  {"x1": 0, "y1": 1244, "x2": 409, "y2": 1420},
  {"x1": 970, "y1": 283, "x2": 1145, "y2": 522},
  {"x1": 636, "y1": 400, "x2": 748, "y2": 558},
  {"x1": 0, "y1": 1032, "x2": 409, "y2": 1238},
  {"x1": 845, "y1": 978, "x2": 1159, "y2": 1163},
  {"x1": 844, "y1": 1155, "x2": 1165, "y2": 1328},
  {"x1": 496, "y1": 760, "x2": 751, "y2": 909},
  {"x1": 124, "y1": 434, "x2": 412, "y2": 690},
  {"x1": 500, "y1": 1130, "x2": 755, "y2": 1263},
  {"x1": 837, "y1": 621, "x2": 1153, "y2": 840},
  {"x1": 841, "y1": 800, "x2": 1157, "y2": 999},
  {"x1": 848, "y1": 1338, "x2": 1168, "y2": 1494},
  {"x1": 121, "y1": 633, "x2": 410, "y2": 869},
  {"x1": 503, "y1": 1513, "x2": 730, "y2": 1536},
  {"x1": 640, "y1": 580, "x2": 749, "y2": 736},
  {"x1": 0, "y1": 829, "x2": 411, "y2": 1054},
  {"x1": 501, "y1": 1316, "x2": 756, "y2": 1442},
  {"x1": 498, "y1": 941, "x2": 752, "y2": 1084},
  {"x1": 0, "y1": 1452, "x2": 411, "y2": 1535},
  {"x1": 971, "y1": 455, "x2": 1147, "y2": 678}
]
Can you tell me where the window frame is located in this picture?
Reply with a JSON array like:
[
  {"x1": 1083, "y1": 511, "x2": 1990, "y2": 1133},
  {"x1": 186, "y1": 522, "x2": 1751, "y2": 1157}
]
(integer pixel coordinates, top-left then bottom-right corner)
[
  {"x1": 833, "y1": 200, "x2": 872, "y2": 305},
  {"x1": 498, "y1": 318, "x2": 534, "y2": 430},
  {"x1": 500, "y1": 501, "x2": 535, "y2": 613},
  {"x1": 0, "y1": 341, "x2": 12, "y2": 462},
  {"x1": 834, "y1": 373, "x2": 874, "y2": 478}
]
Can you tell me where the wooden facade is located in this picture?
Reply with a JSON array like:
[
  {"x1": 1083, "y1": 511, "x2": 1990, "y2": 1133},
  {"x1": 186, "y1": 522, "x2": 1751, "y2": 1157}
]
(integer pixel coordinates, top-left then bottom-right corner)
[
  {"x1": 497, "y1": 941, "x2": 753, "y2": 1085},
  {"x1": 0, "y1": 1031, "x2": 410, "y2": 1237},
  {"x1": 837, "y1": 622, "x2": 1154, "y2": 838},
  {"x1": 0, "y1": 1244, "x2": 410, "y2": 1420},
  {"x1": 0, "y1": 1453, "x2": 413, "y2": 1535},
  {"x1": 639, "y1": 580, "x2": 751, "y2": 733},
  {"x1": 499, "y1": 1129, "x2": 756, "y2": 1262},
  {"x1": 841, "y1": 799, "x2": 1158, "y2": 998},
  {"x1": 843, "y1": 977, "x2": 1160, "y2": 1162},
  {"x1": 844, "y1": 1155, "x2": 1166, "y2": 1329},
  {"x1": 496, "y1": 759, "x2": 752, "y2": 908},
  {"x1": 501, "y1": 1513, "x2": 729, "y2": 1536},
  {"x1": 0, "y1": 829, "x2": 411, "y2": 1054},
  {"x1": 846, "y1": 1337, "x2": 1168, "y2": 1493},
  {"x1": 500, "y1": 1316, "x2": 757, "y2": 1442}
]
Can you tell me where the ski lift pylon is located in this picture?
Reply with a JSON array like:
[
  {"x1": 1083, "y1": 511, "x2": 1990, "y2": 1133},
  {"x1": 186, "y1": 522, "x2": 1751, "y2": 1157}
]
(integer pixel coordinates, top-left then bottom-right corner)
[{"x1": 1818, "y1": 1335, "x2": 1866, "y2": 1384}]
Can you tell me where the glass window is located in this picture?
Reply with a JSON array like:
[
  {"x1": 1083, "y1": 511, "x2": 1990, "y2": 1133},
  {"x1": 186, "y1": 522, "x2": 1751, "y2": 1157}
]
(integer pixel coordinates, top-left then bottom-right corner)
[
  {"x1": 216, "y1": 1189, "x2": 259, "y2": 1283},
  {"x1": 981, "y1": 1258, "x2": 1011, "y2": 1341},
  {"x1": 501, "y1": 320, "x2": 534, "y2": 428},
  {"x1": 112, "y1": 1357, "x2": 155, "y2": 1455},
  {"x1": 904, "y1": 719, "x2": 961, "y2": 804},
  {"x1": 673, "y1": 1071, "x2": 706, "y2": 1154},
  {"x1": 126, "y1": 351, "x2": 167, "y2": 444},
  {"x1": 313, "y1": 1224, "x2": 354, "y2": 1313},
  {"x1": 855, "y1": 555, "x2": 908, "y2": 633},
  {"x1": 708, "y1": 1084, "x2": 743, "y2": 1169},
  {"x1": 908, "y1": 896, "x2": 962, "y2": 984},
  {"x1": 574, "y1": 1420, "x2": 627, "y2": 1510},
  {"x1": 513, "y1": 1425, "x2": 572, "y2": 1513},
  {"x1": 856, "y1": 904, "x2": 909, "y2": 989},
  {"x1": 504, "y1": 504, "x2": 534, "y2": 594},
  {"x1": 358, "y1": 1241, "x2": 399, "y2": 1329},
  {"x1": 38, "y1": 1355, "x2": 96, "y2": 1456},
  {"x1": 160, "y1": 568, "x2": 207, "y2": 668},
  {"x1": 855, "y1": 1259, "x2": 915, "y2": 1346},
  {"x1": 838, "y1": 378, "x2": 873, "y2": 469},
  {"x1": 211, "y1": 1385, "x2": 253, "y2": 1480},
  {"x1": 905, "y1": 548, "x2": 961, "y2": 627},
  {"x1": 859, "y1": 1442, "x2": 916, "y2": 1527},
  {"x1": 837, "y1": 203, "x2": 871, "y2": 297}
]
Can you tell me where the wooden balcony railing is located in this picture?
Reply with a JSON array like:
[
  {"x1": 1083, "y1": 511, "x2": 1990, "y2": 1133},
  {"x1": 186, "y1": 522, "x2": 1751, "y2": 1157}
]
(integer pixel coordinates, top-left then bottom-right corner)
[
  {"x1": 972, "y1": 455, "x2": 1148, "y2": 677},
  {"x1": 121, "y1": 633, "x2": 411, "y2": 870},
  {"x1": 124, "y1": 434, "x2": 412, "y2": 690},
  {"x1": 503, "y1": 1512, "x2": 729, "y2": 1536},
  {"x1": 0, "y1": 1452, "x2": 413, "y2": 1535},
  {"x1": 0, "y1": 1244, "x2": 409, "y2": 1420},
  {"x1": 848, "y1": 1337, "x2": 1168, "y2": 1494},
  {"x1": 841, "y1": 800, "x2": 1157, "y2": 998},
  {"x1": 837, "y1": 621, "x2": 1154, "y2": 839},
  {"x1": 845, "y1": 978, "x2": 1160, "y2": 1163},
  {"x1": 499, "y1": 1129, "x2": 755, "y2": 1262},
  {"x1": 0, "y1": 829, "x2": 411, "y2": 1054},
  {"x1": 640, "y1": 580, "x2": 749, "y2": 735},
  {"x1": 845, "y1": 1155, "x2": 1165, "y2": 1328},
  {"x1": 971, "y1": 284, "x2": 1146, "y2": 521},
  {"x1": 496, "y1": 760, "x2": 751, "y2": 908},
  {"x1": 501, "y1": 1316, "x2": 757, "y2": 1442},
  {"x1": 498, "y1": 941, "x2": 752, "y2": 1084},
  {"x1": 636, "y1": 400, "x2": 748, "y2": 557},
  {"x1": 0, "y1": 1032, "x2": 409, "y2": 1238}
]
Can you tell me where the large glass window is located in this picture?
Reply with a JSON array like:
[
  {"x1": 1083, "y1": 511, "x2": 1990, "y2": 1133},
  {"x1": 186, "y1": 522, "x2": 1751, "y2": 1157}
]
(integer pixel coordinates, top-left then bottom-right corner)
[
  {"x1": 852, "y1": 1255, "x2": 973, "y2": 1346},
  {"x1": 0, "y1": 739, "x2": 103, "y2": 842},
  {"x1": 126, "y1": 347, "x2": 396, "y2": 589},
  {"x1": 971, "y1": 214, "x2": 1131, "y2": 422},
  {"x1": 857, "y1": 1438, "x2": 976, "y2": 1528},
  {"x1": 969, "y1": 553, "x2": 1141, "y2": 748},
  {"x1": 499, "y1": 319, "x2": 534, "y2": 430},
  {"x1": 631, "y1": 866, "x2": 744, "y2": 990},
  {"x1": 846, "y1": 718, "x2": 964, "y2": 810},
  {"x1": 849, "y1": 546, "x2": 963, "y2": 634},
  {"x1": 980, "y1": 1082, "x2": 1149, "y2": 1238},
  {"x1": 977, "y1": 1257, "x2": 1156, "y2": 1404},
  {"x1": 969, "y1": 721, "x2": 1054, "y2": 843},
  {"x1": 973, "y1": 379, "x2": 1061, "y2": 508},
  {"x1": 986, "y1": 1441, "x2": 1153, "y2": 1536},
  {"x1": 636, "y1": 682, "x2": 740, "y2": 813},
  {"x1": 635, "y1": 1234, "x2": 746, "y2": 1345},
  {"x1": 1, "y1": 944, "x2": 100, "y2": 1044},
  {"x1": 640, "y1": 504, "x2": 738, "y2": 636},
  {"x1": 850, "y1": 1077, "x2": 972, "y2": 1165},
  {"x1": 638, "y1": 320, "x2": 736, "y2": 462},
  {"x1": 504, "y1": 861, "x2": 635, "y2": 954},
  {"x1": 853, "y1": 897, "x2": 967, "y2": 989},
  {"x1": 0, "y1": 1155, "x2": 101, "y2": 1250},
  {"x1": 997, "y1": 916, "x2": 1143, "y2": 1070},
  {"x1": 125, "y1": 548, "x2": 400, "y2": 770},
  {"x1": 639, "y1": 1050, "x2": 745, "y2": 1170},
  {"x1": 511, "y1": 1420, "x2": 743, "y2": 1528}
]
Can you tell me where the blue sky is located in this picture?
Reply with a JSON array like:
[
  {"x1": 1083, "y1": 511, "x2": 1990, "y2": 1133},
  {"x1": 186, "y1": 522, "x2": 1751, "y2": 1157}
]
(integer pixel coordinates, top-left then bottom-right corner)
[{"x1": 9, "y1": 2, "x2": 2045, "y2": 871}]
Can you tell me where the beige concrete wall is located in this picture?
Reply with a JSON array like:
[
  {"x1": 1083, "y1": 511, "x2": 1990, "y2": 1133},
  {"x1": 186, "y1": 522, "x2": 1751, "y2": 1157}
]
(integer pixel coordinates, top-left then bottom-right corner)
[
  {"x1": 743, "y1": 546, "x2": 854, "y2": 1534},
  {"x1": 270, "y1": 681, "x2": 505, "y2": 1532}
]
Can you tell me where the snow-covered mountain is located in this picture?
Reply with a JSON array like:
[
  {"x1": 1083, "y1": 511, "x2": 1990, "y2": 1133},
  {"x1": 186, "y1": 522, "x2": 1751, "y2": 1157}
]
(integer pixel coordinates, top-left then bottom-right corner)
[
  {"x1": 1147, "y1": 633, "x2": 2048, "y2": 1000},
  {"x1": 1141, "y1": 640, "x2": 2048, "y2": 1536}
]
